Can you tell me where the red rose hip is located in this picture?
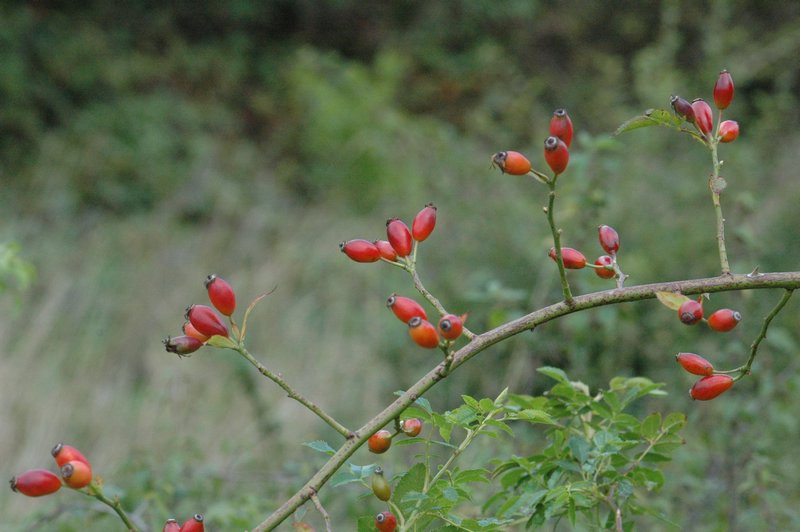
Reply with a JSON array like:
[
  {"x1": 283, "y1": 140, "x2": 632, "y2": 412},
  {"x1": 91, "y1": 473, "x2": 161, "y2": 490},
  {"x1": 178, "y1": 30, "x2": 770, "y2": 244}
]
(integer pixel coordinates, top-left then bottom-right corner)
[
  {"x1": 205, "y1": 274, "x2": 236, "y2": 316},
  {"x1": 412, "y1": 203, "x2": 437, "y2": 242},
  {"x1": 597, "y1": 225, "x2": 620, "y2": 254},
  {"x1": 163, "y1": 335, "x2": 204, "y2": 356},
  {"x1": 408, "y1": 317, "x2": 440, "y2": 348},
  {"x1": 548, "y1": 247, "x2": 586, "y2": 269},
  {"x1": 375, "y1": 511, "x2": 398, "y2": 532},
  {"x1": 9, "y1": 469, "x2": 62, "y2": 497},
  {"x1": 707, "y1": 308, "x2": 742, "y2": 332},
  {"x1": 163, "y1": 519, "x2": 181, "y2": 532},
  {"x1": 491, "y1": 151, "x2": 531, "y2": 175},
  {"x1": 61, "y1": 460, "x2": 92, "y2": 489},
  {"x1": 678, "y1": 299, "x2": 704, "y2": 325},
  {"x1": 185, "y1": 304, "x2": 229, "y2": 338},
  {"x1": 691, "y1": 99, "x2": 713, "y2": 136},
  {"x1": 402, "y1": 418, "x2": 423, "y2": 437},
  {"x1": 386, "y1": 294, "x2": 427, "y2": 322},
  {"x1": 594, "y1": 255, "x2": 615, "y2": 279},
  {"x1": 340, "y1": 239, "x2": 381, "y2": 263},
  {"x1": 718, "y1": 120, "x2": 739, "y2": 143},
  {"x1": 670, "y1": 95, "x2": 695, "y2": 123},
  {"x1": 374, "y1": 240, "x2": 398, "y2": 261},
  {"x1": 690, "y1": 374, "x2": 734, "y2": 401},
  {"x1": 386, "y1": 218, "x2": 413, "y2": 257},
  {"x1": 549, "y1": 108, "x2": 574, "y2": 147},
  {"x1": 51, "y1": 443, "x2": 90, "y2": 468},
  {"x1": 543, "y1": 136, "x2": 569, "y2": 174},
  {"x1": 182, "y1": 321, "x2": 209, "y2": 342},
  {"x1": 438, "y1": 314, "x2": 464, "y2": 341},
  {"x1": 368, "y1": 429, "x2": 392, "y2": 454},
  {"x1": 179, "y1": 514, "x2": 205, "y2": 532},
  {"x1": 676, "y1": 352, "x2": 714, "y2": 376},
  {"x1": 713, "y1": 70, "x2": 734, "y2": 110}
]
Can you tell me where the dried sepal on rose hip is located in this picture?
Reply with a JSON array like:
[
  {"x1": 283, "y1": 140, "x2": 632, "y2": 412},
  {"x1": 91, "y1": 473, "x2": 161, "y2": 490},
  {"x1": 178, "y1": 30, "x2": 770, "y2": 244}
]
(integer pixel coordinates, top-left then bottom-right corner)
[
  {"x1": 375, "y1": 511, "x2": 398, "y2": 532},
  {"x1": 51, "y1": 442, "x2": 90, "y2": 468},
  {"x1": 371, "y1": 466, "x2": 391, "y2": 501},
  {"x1": 670, "y1": 95, "x2": 695, "y2": 123},
  {"x1": 543, "y1": 136, "x2": 569, "y2": 175},
  {"x1": 713, "y1": 69, "x2": 734, "y2": 110},
  {"x1": 491, "y1": 150, "x2": 531, "y2": 175},
  {"x1": 386, "y1": 218, "x2": 413, "y2": 257},
  {"x1": 340, "y1": 239, "x2": 381, "y2": 263},
  {"x1": 179, "y1": 514, "x2": 205, "y2": 532},
  {"x1": 718, "y1": 120, "x2": 739, "y2": 143},
  {"x1": 9, "y1": 469, "x2": 62, "y2": 497},
  {"x1": 676, "y1": 352, "x2": 714, "y2": 376},
  {"x1": 386, "y1": 294, "x2": 427, "y2": 322},
  {"x1": 438, "y1": 313, "x2": 464, "y2": 341},
  {"x1": 185, "y1": 304, "x2": 229, "y2": 338},
  {"x1": 707, "y1": 308, "x2": 742, "y2": 332},
  {"x1": 594, "y1": 255, "x2": 615, "y2": 279},
  {"x1": 408, "y1": 316, "x2": 441, "y2": 348},
  {"x1": 691, "y1": 98, "x2": 713, "y2": 136},
  {"x1": 205, "y1": 274, "x2": 236, "y2": 316},
  {"x1": 163, "y1": 335, "x2": 204, "y2": 356},
  {"x1": 690, "y1": 374, "x2": 734, "y2": 401},
  {"x1": 549, "y1": 108, "x2": 574, "y2": 147},
  {"x1": 412, "y1": 203, "x2": 437, "y2": 242},
  {"x1": 367, "y1": 429, "x2": 392, "y2": 454},
  {"x1": 678, "y1": 299, "x2": 704, "y2": 325},
  {"x1": 548, "y1": 247, "x2": 586, "y2": 269},
  {"x1": 401, "y1": 417, "x2": 423, "y2": 437},
  {"x1": 61, "y1": 460, "x2": 92, "y2": 489}
]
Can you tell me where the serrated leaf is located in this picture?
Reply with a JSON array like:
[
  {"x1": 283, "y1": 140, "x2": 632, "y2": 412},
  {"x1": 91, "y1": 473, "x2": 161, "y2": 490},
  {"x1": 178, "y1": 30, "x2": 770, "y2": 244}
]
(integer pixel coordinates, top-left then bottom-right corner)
[
  {"x1": 393, "y1": 391, "x2": 433, "y2": 414},
  {"x1": 640, "y1": 413, "x2": 662, "y2": 440},
  {"x1": 391, "y1": 436, "x2": 426, "y2": 447},
  {"x1": 461, "y1": 395, "x2": 480, "y2": 411},
  {"x1": 568, "y1": 436, "x2": 590, "y2": 464},
  {"x1": 455, "y1": 468, "x2": 490, "y2": 484},
  {"x1": 656, "y1": 291, "x2": 691, "y2": 311},
  {"x1": 663, "y1": 412, "x2": 687, "y2": 432},
  {"x1": 614, "y1": 108, "x2": 684, "y2": 135},
  {"x1": 357, "y1": 515, "x2": 375, "y2": 532},
  {"x1": 537, "y1": 366, "x2": 569, "y2": 383},
  {"x1": 302, "y1": 440, "x2": 336, "y2": 455},
  {"x1": 484, "y1": 418, "x2": 514, "y2": 436},
  {"x1": 393, "y1": 463, "x2": 426, "y2": 511},
  {"x1": 479, "y1": 398, "x2": 494, "y2": 412}
]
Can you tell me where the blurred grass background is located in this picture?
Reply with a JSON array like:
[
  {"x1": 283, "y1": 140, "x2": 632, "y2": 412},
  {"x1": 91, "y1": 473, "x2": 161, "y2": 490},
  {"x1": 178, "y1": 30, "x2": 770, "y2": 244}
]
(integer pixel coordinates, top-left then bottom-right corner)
[{"x1": 2, "y1": 1, "x2": 800, "y2": 530}]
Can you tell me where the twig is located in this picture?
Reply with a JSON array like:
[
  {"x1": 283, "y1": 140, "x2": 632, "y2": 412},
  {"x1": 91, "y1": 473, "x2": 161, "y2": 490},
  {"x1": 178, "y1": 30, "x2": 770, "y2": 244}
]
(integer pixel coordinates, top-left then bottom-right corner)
[
  {"x1": 77, "y1": 484, "x2": 139, "y2": 532},
  {"x1": 309, "y1": 491, "x2": 332, "y2": 532},
  {"x1": 545, "y1": 177, "x2": 574, "y2": 304},
  {"x1": 734, "y1": 289, "x2": 794, "y2": 381}
]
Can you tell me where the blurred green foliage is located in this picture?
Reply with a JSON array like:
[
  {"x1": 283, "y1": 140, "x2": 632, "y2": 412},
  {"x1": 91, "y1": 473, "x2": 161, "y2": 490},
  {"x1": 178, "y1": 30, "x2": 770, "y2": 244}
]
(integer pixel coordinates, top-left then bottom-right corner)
[{"x1": 2, "y1": 1, "x2": 800, "y2": 530}]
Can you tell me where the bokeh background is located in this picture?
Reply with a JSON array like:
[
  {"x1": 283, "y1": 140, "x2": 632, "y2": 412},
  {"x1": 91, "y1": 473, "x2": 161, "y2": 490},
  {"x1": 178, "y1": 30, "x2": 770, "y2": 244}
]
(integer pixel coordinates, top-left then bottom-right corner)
[{"x1": 2, "y1": 1, "x2": 800, "y2": 530}]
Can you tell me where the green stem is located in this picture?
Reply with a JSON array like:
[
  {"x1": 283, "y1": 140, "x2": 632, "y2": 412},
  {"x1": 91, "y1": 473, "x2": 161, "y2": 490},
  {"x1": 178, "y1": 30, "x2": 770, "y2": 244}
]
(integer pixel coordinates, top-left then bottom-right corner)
[
  {"x1": 734, "y1": 289, "x2": 794, "y2": 381},
  {"x1": 79, "y1": 483, "x2": 139, "y2": 531},
  {"x1": 546, "y1": 177, "x2": 574, "y2": 303},
  {"x1": 408, "y1": 262, "x2": 476, "y2": 340},
  {"x1": 710, "y1": 139, "x2": 731, "y2": 275},
  {"x1": 236, "y1": 347, "x2": 351, "y2": 438}
]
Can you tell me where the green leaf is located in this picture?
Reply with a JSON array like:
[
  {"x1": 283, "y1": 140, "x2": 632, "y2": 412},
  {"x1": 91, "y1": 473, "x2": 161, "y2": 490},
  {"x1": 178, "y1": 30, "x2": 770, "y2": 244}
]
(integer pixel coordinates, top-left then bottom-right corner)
[
  {"x1": 614, "y1": 108, "x2": 683, "y2": 135},
  {"x1": 640, "y1": 412, "x2": 662, "y2": 440},
  {"x1": 400, "y1": 406, "x2": 431, "y2": 423},
  {"x1": 537, "y1": 366, "x2": 569, "y2": 384},
  {"x1": 357, "y1": 515, "x2": 375, "y2": 532},
  {"x1": 513, "y1": 409, "x2": 556, "y2": 425},
  {"x1": 568, "y1": 497, "x2": 576, "y2": 527},
  {"x1": 663, "y1": 412, "x2": 687, "y2": 432},
  {"x1": 393, "y1": 462, "x2": 426, "y2": 511},
  {"x1": 443, "y1": 486, "x2": 459, "y2": 501},
  {"x1": 393, "y1": 391, "x2": 432, "y2": 414},
  {"x1": 479, "y1": 398, "x2": 495, "y2": 413},
  {"x1": 484, "y1": 419, "x2": 514, "y2": 436},
  {"x1": 205, "y1": 334, "x2": 237, "y2": 349},
  {"x1": 461, "y1": 394, "x2": 481, "y2": 411},
  {"x1": 455, "y1": 468, "x2": 490, "y2": 484},
  {"x1": 655, "y1": 291, "x2": 691, "y2": 311},
  {"x1": 634, "y1": 466, "x2": 665, "y2": 489},
  {"x1": 568, "y1": 436, "x2": 590, "y2": 464},
  {"x1": 301, "y1": 440, "x2": 336, "y2": 455}
]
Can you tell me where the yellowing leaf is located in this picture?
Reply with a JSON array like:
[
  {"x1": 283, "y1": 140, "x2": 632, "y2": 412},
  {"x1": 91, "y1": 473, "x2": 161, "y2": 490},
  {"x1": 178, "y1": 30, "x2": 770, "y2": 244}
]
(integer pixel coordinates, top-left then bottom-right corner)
[{"x1": 655, "y1": 291, "x2": 691, "y2": 311}]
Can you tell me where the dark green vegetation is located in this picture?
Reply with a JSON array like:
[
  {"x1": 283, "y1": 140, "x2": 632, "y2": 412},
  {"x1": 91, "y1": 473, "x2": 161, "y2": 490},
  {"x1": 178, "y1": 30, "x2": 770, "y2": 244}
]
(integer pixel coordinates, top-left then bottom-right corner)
[{"x1": 2, "y1": 1, "x2": 800, "y2": 529}]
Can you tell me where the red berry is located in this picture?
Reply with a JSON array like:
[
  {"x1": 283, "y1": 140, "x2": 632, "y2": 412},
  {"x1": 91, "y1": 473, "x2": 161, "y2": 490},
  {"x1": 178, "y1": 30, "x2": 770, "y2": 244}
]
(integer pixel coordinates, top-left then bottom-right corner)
[
  {"x1": 707, "y1": 308, "x2": 742, "y2": 332},
  {"x1": 718, "y1": 120, "x2": 739, "y2": 143},
  {"x1": 597, "y1": 225, "x2": 620, "y2": 254},
  {"x1": 182, "y1": 321, "x2": 209, "y2": 342},
  {"x1": 386, "y1": 218, "x2": 413, "y2": 257},
  {"x1": 386, "y1": 294, "x2": 427, "y2": 322},
  {"x1": 163, "y1": 519, "x2": 181, "y2": 532},
  {"x1": 543, "y1": 136, "x2": 569, "y2": 174},
  {"x1": 9, "y1": 469, "x2": 61, "y2": 497},
  {"x1": 713, "y1": 70, "x2": 734, "y2": 110},
  {"x1": 368, "y1": 429, "x2": 392, "y2": 454},
  {"x1": 690, "y1": 374, "x2": 734, "y2": 401},
  {"x1": 594, "y1": 255, "x2": 615, "y2": 279},
  {"x1": 163, "y1": 335, "x2": 204, "y2": 356},
  {"x1": 549, "y1": 108, "x2": 574, "y2": 147},
  {"x1": 371, "y1": 467, "x2": 391, "y2": 501},
  {"x1": 670, "y1": 95, "x2": 696, "y2": 123},
  {"x1": 51, "y1": 443, "x2": 90, "y2": 469},
  {"x1": 408, "y1": 317, "x2": 440, "y2": 348},
  {"x1": 678, "y1": 299, "x2": 704, "y2": 325},
  {"x1": 179, "y1": 514, "x2": 205, "y2": 532},
  {"x1": 373, "y1": 240, "x2": 398, "y2": 261},
  {"x1": 340, "y1": 239, "x2": 381, "y2": 263},
  {"x1": 548, "y1": 247, "x2": 586, "y2": 269},
  {"x1": 185, "y1": 304, "x2": 229, "y2": 338},
  {"x1": 375, "y1": 511, "x2": 398, "y2": 532},
  {"x1": 401, "y1": 418, "x2": 423, "y2": 437},
  {"x1": 491, "y1": 150, "x2": 531, "y2": 175},
  {"x1": 691, "y1": 99, "x2": 713, "y2": 136},
  {"x1": 412, "y1": 203, "x2": 437, "y2": 242},
  {"x1": 437, "y1": 314, "x2": 464, "y2": 341},
  {"x1": 675, "y1": 352, "x2": 714, "y2": 376},
  {"x1": 205, "y1": 275, "x2": 236, "y2": 316},
  {"x1": 61, "y1": 460, "x2": 92, "y2": 489}
]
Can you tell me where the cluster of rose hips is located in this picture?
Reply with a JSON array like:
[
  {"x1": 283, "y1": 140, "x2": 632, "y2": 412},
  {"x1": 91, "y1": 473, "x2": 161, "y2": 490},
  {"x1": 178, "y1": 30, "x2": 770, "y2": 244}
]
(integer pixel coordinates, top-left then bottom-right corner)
[
  {"x1": 677, "y1": 298, "x2": 741, "y2": 332},
  {"x1": 161, "y1": 514, "x2": 205, "y2": 532},
  {"x1": 671, "y1": 70, "x2": 738, "y2": 143},
  {"x1": 490, "y1": 107, "x2": 573, "y2": 178},
  {"x1": 163, "y1": 274, "x2": 236, "y2": 356},
  {"x1": 387, "y1": 293, "x2": 466, "y2": 349},
  {"x1": 547, "y1": 224, "x2": 624, "y2": 280},
  {"x1": 10, "y1": 443, "x2": 93, "y2": 497}
]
